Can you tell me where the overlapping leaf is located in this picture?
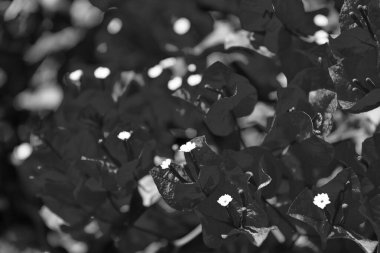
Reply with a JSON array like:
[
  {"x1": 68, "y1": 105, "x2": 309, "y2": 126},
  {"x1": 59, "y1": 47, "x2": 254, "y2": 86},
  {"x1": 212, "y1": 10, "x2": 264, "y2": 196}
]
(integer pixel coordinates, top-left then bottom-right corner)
[
  {"x1": 288, "y1": 168, "x2": 379, "y2": 252},
  {"x1": 262, "y1": 111, "x2": 314, "y2": 151},
  {"x1": 202, "y1": 62, "x2": 257, "y2": 136}
]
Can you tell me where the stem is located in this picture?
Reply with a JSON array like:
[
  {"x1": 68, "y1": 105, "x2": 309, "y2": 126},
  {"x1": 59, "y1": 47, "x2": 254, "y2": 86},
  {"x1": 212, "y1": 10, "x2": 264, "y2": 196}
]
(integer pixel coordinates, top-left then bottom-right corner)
[
  {"x1": 329, "y1": 184, "x2": 347, "y2": 227},
  {"x1": 173, "y1": 225, "x2": 202, "y2": 247},
  {"x1": 238, "y1": 189, "x2": 247, "y2": 227}
]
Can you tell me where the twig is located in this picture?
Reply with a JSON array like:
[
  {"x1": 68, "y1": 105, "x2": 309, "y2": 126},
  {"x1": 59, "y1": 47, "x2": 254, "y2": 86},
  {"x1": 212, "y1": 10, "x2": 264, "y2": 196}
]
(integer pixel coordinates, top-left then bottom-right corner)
[{"x1": 173, "y1": 224, "x2": 202, "y2": 247}]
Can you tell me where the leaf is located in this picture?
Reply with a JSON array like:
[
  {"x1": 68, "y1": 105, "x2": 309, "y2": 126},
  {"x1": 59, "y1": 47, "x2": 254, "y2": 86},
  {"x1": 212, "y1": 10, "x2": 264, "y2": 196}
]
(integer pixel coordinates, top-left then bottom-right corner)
[
  {"x1": 185, "y1": 136, "x2": 222, "y2": 165},
  {"x1": 347, "y1": 89, "x2": 380, "y2": 113},
  {"x1": 329, "y1": 226, "x2": 378, "y2": 253},
  {"x1": 328, "y1": 27, "x2": 380, "y2": 112},
  {"x1": 205, "y1": 83, "x2": 257, "y2": 136},
  {"x1": 74, "y1": 178, "x2": 107, "y2": 209},
  {"x1": 196, "y1": 179, "x2": 270, "y2": 248},
  {"x1": 360, "y1": 194, "x2": 380, "y2": 253},
  {"x1": 272, "y1": 0, "x2": 321, "y2": 36},
  {"x1": 56, "y1": 89, "x2": 115, "y2": 128},
  {"x1": 223, "y1": 147, "x2": 283, "y2": 197},
  {"x1": 328, "y1": 61, "x2": 366, "y2": 110},
  {"x1": 288, "y1": 169, "x2": 372, "y2": 249},
  {"x1": 289, "y1": 67, "x2": 335, "y2": 93},
  {"x1": 283, "y1": 135, "x2": 335, "y2": 185},
  {"x1": 116, "y1": 159, "x2": 139, "y2": 190},
  {"x1": 288, "y1": 188, "x2": 331, "y2": 243},
  {"x1": 239, "y1": 0, "x2": 274, "y2": 32},
  {"x1": 201, "y1": 61, "x2": 257, "y2": 115},
  {"x1": 45, "y1": 126, "x2": 101, "y2": 162},
  {"x1": 42, "y1": 196, "x2": 87, "y2": 225},
  {"x1": 150, "y1": 153, "x2": 223, "y2": 211},
  {"x1": 362, "y1": 133, "x2": 380, "y2": 163},
  {"x1": 262, "y1": 111, "x2": 314, "y2": 151},
  {"x1": 275, "y1": 86, "x2": 315, "y2": 116},
  {"x1": 224, "y1": 148, "x2": 272, "y2": 191},
  {"x1": 150, "y1": 136, "x2": 224, "y2": 210},
  {"x1": 333, "y1": 140, "x2": 366, "y2": 177},
  {"x1": 183, "y1": 136, "x2": 223, "y2": 185},
  {"x1": 226, "y1": 225, "x2": 277, "y2": 247},
  {"x1": 227, "y1": 47, "x2": 281, "y2": 98},
  {"x1": 368, "y1": 0, "x2": 380, "y2": 38},
  {"x1": 150, "y1": 163, "x2": 206, "y2": 211},
  {"x1": 103, "y1": 125, "x2": 151, "y2": 165},
  {"x1": 330, "y1": 27, "x2": 377, "y2": 58}
]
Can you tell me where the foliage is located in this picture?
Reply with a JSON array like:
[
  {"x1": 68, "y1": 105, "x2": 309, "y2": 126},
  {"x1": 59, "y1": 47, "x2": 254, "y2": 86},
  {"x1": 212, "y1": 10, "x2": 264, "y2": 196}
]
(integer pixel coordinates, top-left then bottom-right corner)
[{"x1": 1, "y1": 0, "x2": 380, "y2": 253}]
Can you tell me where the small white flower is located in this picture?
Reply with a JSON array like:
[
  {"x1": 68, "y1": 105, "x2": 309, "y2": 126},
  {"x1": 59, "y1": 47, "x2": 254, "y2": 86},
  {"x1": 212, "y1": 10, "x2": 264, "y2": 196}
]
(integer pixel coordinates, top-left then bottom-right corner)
[
  {"x1": 217, "y1": 194, "x2": 233, "y2": 207},
  {"x1": 187, "y1": 74, "x2": 202, "y2": 86},
  {"x1": 167, "y1": 76, "x2": 182, "y2": 90},
  {"x1": 11, "y1": 143, "x2": 33, "y2": 165},
  {"x1": 160, "y1": 159, "x2": 172, "y2": 169},
  {"x1": 313, "y1": 14, "x2": 329, "y2": 27},
  {"x1": 313, "y1": 193, "x2": 331, "y2": 209},
  {"x1": 147, "y1": 65, "x2": 163, "y2": 78},
  {"x1": 179, "y1": 141, "x2": 196, "y2": 152},
  {"x1": 314, "y1": 30, "x2": 329, "y2": 45},
  {"x1": 188, "y1": 64, "x2": 196, "y2": 72},
  {"x1": 173, "y1": 17, "x2": 191, "y2": 35},
  {"x1": 117, "y1": 131, "x2": 132, "y2": 141},
  {"x1": 107, "y1": 18, "x2": 123, "y2": 34},
  {"x1": 69, "y1": 69, "x2": 83, "y2": 82},
  {"x1": 94, "y1": 66, "x2": 110, "y2": 79}
]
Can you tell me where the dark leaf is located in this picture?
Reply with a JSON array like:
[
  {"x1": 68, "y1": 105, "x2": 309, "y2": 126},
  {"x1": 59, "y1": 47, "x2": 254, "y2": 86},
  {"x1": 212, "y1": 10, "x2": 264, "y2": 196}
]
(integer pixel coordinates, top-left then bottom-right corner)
[{"x1": 262, "y1": 111, "x2": 314, "y2": 151}]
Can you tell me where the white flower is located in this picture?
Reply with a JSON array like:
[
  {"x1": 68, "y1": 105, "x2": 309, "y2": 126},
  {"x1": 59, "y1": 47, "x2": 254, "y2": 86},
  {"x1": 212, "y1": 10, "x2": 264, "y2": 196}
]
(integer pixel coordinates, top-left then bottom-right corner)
[
  {"x1": 217, "y1": 194, "x2": 233, "y2": 207},
  {"x1": 69, "y1": 69, "x2": 83, "y2": 82},
  {"x1": 147, "y1": 65, "x2": 163, "y2": 78},
  {"x1": 313, "y1": 14, "x2": 329, "y2": 27},
  {"x1": 94, "y1": 66, "x2": 110, "y2": 79},
  {"x1": 167, "y1": 76, "x2": 182, "y2": 90},
  {"x1": 117, "y1": 131, "x2": 132, "y2": 141},
  {"x1": 313, "y1": 193, "x2": 331, "y2": 209},
  {"x1": 107, "y1": 18, "x2": 123, "y2": 34},
  {"x1": 11, "y1": 143, "x2": 33, "y2": 165},
  {"x1": 173, "y1": 17, "x2": 191, "y2": 35},
  {"x1": 187, "y1": 74, "x2": 202, "y2": 86},
  {"x1": 179, "y1": 141, "x2": 196, "y2": 152},
  {"x1": 160, "y1": 159, "x2": 172, "y2": 169},
  {"x1": 314, "y1": 30, "x2": 329, "y2": 45}
]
